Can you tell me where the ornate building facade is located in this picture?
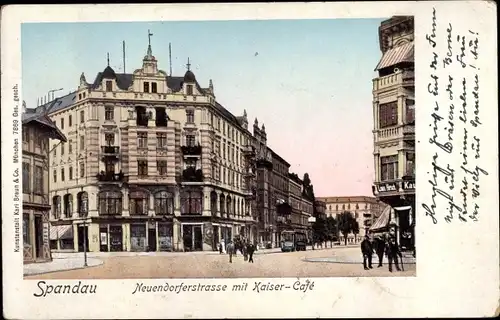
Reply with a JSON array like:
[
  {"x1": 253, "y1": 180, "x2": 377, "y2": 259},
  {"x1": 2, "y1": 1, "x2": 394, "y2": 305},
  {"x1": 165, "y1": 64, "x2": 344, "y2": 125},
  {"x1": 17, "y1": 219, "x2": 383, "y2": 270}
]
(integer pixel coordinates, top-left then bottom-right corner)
[
  {"x1": 370, "y1": 16, "x2": 415, "y2": 251},
  {"x1": 42, "y1": 40, "x2": 258, "y2": 252},
  {"x1": 22, "y1": 109, "x2": 66, "y2": 263}
]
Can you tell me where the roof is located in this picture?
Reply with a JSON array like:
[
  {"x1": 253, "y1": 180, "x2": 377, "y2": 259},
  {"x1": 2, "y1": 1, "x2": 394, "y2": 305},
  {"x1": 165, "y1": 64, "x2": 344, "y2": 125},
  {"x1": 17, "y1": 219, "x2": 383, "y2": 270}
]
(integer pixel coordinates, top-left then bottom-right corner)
[
  {"x1": 375, "y1": 41, "x2": 414, "y2": 70},
  {"x1": 92, "y1": 72, "x2": 133, "y2": 91},
  {"x1": 22, "y1": 109, "x2": 67, "y2": 142},
  {"x1": 268, "y1": 147, "x2": 290, "y2": 166},
  {"x1": 317, "y1": 196, "x2": 379, "y2": 204},
  {"x1": 369, "y1": 205, "x2": 391, "y2": 232}
]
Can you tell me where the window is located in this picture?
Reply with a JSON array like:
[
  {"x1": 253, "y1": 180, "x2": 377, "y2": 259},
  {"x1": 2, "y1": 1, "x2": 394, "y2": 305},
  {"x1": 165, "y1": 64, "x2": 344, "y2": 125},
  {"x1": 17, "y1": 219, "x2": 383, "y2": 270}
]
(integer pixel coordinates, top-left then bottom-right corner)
[
  {"x1": 155, "y1": 107, "x2": 168, "y2": 127},
  {"x1": 61, "y1": 168, "x2": 65, "y2": 182},
  {"x1": 34, "y1": 166, "x2": 43, "y2": 194},
  {"x1": 151, "y1": 82, "x2": 158, "y2": 93},
  {"x1": 180, "y1": 190, "x2": 203, "y2": 215},
  {"x1": 68, "y1": 115, "x2": 73, "y2": 127},
  {"x1": 138, "y1": 160, "x2": 148, "y2": 176},
  {"x1": 157, "y1": 160, "x2": 168, "y2": 175},
  {"x1": 60, "y1": 118, "x2": 64, "y2": 130},
  {"x1": 143, "y1": 82, "x2": 150, "y2": 93},
  {"x1": 98, "y1": 191, "x2": 122, "y2": 215},
  {"x1": 381, "y1": 155, "x2": 398, "y2": 181},
  {"x1": 157, "y1": 133, "x2": 167, "y2": 149},
  {"x1": 23, "y1": 213, "x2": 30, "y2": 245},
  {"x1": 80, "y1": 136, "x2": 85, "y2": 150},
  {"x1": 69, "y1": 167, "x2": 73, "y2": 180},
  {"x1": 80, "y1": 110, "x2": 85, "y2": 123},
  {"x1": 52, "y1": 196, "x2": 62, "y2": 219},
  {"x1": 105, "y1": 106, "x2": 114, "y2": 121},
  {"x1": 129, "y1": 190, "x2": 148, "y2": 215},
  {"x1": 105, "y1": 133, "x2": 115, "y2": 146},
  {"x1": 379, "y1": 101, "x2": 398, "y2": 128},
  {"x1": 186, "y1": 110, "x2": 194, "y2": 123},
  {"x1": 22, "y1": 162, "x2": 30, "y2": 193},
  {"x1": 186, "y1": 84, "x2": 193, "y2": 95},
  {"x1": 63, "y1": 194, "x2": 73, "y2": 217},
  {"x1": 22, "y1": 128, "x2": 29, "y2": 143},
  {"x1": 406, "y1": 99, "x2": 415, "y2": 123},
  {"x1": 77, "y1": 192, "x2": 88, "y2": 216},
  {"x1": 80, "y1": 162, "x2": 85, "y2": 178},
  {"x1": 155, "y1": 191, "x2": 174, "y2": 215},
  {"x1": 53, "y1": 169, "x2": 57, "y2": 183},
  {"x1": 186, "y1": 135, "x2": 195, "y2": 147},
  {"x1": 61, "y1": 143, "x2": 65, "y2": 155},
  {"x1": 68, "y1": 139, "x2": 73, "y2": 153},
  {"x1": 105, "y1": 161, "x2": 114, "y2": 173},
  {"x1": 405, "y1": 152, "x2": 415, "y2": 176},
  {"x1": 106, "y1": 80, "x2": 113, "y2": 92},
  {"x1": 137, "y1": 132, "x2": 148, "y2": 148},
  {"x1": 210, "y1": 191, "x2": 217, "y2": 216}
]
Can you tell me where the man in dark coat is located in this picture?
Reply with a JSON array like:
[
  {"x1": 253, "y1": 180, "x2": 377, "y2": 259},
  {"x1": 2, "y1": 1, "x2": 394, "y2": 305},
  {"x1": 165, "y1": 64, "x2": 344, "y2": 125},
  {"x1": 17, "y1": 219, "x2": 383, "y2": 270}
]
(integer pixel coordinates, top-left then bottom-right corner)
[
  {"x1": 375, "y1": 235, "x2": 386, "y2": 267},
  {"x1": 247, "y1": 242, "x2": 256, "y2": 263},
  {"x1": 360, "y1": 235, "x2": 374, "y2": 270},
  {"x1": 386, "y1": 236, "x2": 402, "y2": 272}
]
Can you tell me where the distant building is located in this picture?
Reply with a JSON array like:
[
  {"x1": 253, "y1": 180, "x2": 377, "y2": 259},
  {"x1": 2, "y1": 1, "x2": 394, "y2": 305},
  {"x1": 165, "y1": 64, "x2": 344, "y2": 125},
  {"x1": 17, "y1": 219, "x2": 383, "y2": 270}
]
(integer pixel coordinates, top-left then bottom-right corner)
[
  {"x1": 313, "y1": 200, "x2": 327, "y2": 219},
  {"x1": 371, "y1": 16, "x2": 415, "y2": 251},
  {"x1": 316, "y1": 196, "x2": 386, "y2": 243},
  {"x1": 22, "y1": 109, "x2": 66, "y2": 263}
]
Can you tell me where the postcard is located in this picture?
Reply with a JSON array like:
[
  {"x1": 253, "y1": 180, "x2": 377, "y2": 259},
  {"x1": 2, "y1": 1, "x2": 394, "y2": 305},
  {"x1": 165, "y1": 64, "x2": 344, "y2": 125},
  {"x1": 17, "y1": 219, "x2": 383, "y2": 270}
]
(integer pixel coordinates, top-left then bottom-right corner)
[{"x1": 1, "y1": 2, "x2": 498, "y2": 319}]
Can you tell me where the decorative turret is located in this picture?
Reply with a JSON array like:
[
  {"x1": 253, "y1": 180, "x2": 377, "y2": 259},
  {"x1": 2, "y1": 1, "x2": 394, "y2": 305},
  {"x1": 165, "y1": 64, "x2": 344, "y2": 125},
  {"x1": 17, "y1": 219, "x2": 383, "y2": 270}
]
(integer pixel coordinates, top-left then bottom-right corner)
[
  {"x1": 142, "y1": 29, "x2": 158, "y2": 74},
  {"x1": 183, "y1": 58, "x2": 196, "y2": 83}
]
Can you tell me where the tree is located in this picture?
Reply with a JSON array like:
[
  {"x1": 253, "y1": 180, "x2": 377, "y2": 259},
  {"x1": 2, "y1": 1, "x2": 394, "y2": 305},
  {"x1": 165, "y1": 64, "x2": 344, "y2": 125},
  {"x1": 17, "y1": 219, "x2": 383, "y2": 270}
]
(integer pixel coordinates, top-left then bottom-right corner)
[
  {"x1": 325, "y1": 216, "x2": 337, "y2": 247},
  {"x1": 352, "y1": 220, "x2": 360, "y2": 243},
  {"x1": 337, "y1": 211, "x2": 356, "y2": 245},
  {"x1": 312, "y1": 216, "x2": 328, "y2": 246}
]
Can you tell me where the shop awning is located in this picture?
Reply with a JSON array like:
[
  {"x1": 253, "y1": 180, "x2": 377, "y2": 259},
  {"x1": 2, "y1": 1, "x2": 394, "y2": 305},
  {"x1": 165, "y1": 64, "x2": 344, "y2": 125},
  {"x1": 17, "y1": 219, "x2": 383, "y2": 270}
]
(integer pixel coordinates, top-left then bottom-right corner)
[
  {"x1": 369, "y1": 206, "x2": 392, "y2": 232},
  {"x1": 394, "y1": 206, "x2": 412, "y2": 211},
  {"x1": 375, "y1": 42, "x2": 414, "y2": 70},
  {"x1": 50, "y1": 225, "x2": 73, "y2": 240}
]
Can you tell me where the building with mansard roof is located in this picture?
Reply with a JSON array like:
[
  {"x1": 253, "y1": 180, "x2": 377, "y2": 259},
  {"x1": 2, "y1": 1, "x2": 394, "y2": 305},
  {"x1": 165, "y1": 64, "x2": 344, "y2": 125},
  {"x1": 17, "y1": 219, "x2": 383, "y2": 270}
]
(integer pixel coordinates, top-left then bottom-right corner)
[{"x1": 40, "y1": 37, "x2": 260, "y2": 252}]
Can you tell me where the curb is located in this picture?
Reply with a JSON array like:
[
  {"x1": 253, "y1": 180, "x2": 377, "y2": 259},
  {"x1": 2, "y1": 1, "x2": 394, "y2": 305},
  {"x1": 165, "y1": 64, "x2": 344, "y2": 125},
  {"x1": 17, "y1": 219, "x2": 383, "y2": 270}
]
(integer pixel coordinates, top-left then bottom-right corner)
[{"x1": 23, "y1": 259, "x2": 104, "y2": 277}]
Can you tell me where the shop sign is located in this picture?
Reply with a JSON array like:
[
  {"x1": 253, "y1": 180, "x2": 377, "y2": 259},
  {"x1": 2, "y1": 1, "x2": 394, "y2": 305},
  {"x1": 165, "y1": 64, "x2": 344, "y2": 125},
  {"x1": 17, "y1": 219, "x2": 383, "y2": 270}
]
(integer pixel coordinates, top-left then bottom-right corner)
[
  {"x1": 377, "y1": 182, "x2": 398, "y2": 193},
  {"x1": 402, "y1": 180, "x2": 415, "y2": 190},
  {"x1": 42, "y1": 223, "x2": 49, "y2": 244},
  {"x1": 100, "y1": 232, "x2": 108, "y2": 245}
]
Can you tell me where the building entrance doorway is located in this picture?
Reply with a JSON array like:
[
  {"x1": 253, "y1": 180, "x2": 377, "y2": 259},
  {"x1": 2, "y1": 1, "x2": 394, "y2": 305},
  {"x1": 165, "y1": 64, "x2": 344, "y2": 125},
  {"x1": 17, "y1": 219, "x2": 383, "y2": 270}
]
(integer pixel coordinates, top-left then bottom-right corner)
[
  {"x1": 77, "y1": 225, "x2": 89, "y2": 252},
  {"x1": 109, "y1": 225, "x2": 123, "y2": 251},
  {"x1": 148, "y1": 228, "x2": 157, "y2": 252},
  {"x1": 34, "y1": 215, "x2": 43, "y2": 259},
  {"x1": 182, "y1": 225, "x2": 203, "y2": 251}
]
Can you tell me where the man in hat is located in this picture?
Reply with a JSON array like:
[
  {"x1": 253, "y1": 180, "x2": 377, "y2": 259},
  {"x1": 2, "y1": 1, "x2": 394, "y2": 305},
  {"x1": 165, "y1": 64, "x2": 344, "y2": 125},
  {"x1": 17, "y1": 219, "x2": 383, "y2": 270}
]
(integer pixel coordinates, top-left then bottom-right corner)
[
  {"x1": 360, "y1": 235, "x2": 374, "y2": 270},
  {"x1": 386, "y1": 235, "x2": 402, "y2": 272},
  {"x1": 227, "y1": 240, "x2": 235, "y2": 263},
  {"x1": 374, "y1": 235, "x2": 386, "y2": 267}
]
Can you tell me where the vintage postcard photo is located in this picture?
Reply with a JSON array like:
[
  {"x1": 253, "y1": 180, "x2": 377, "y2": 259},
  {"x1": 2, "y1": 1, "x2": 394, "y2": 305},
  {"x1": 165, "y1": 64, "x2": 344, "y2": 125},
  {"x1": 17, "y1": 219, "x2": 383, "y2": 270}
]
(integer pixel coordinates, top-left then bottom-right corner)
[{"x1": 1, "y1": 2, "x2": 498, "y2": 319}]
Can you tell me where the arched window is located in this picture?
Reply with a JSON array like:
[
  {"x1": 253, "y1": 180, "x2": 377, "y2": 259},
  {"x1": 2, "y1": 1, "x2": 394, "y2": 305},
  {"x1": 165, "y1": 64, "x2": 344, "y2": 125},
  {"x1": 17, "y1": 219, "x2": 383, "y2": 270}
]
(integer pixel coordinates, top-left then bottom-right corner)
[
  {"x1": 99, "y1": 190, "x2": 123, "y2": 215},
  {"x1": 226, "y1": 196, "x2": 232, "y2": 215},
  {"x1": 63, "y1": 194, "x2": 73, "y2": 217},
  {"x1": 52, "y1": 195, "x2": 61, "y2": 219},
  {"x1": 129, "y1": 190, "x2": 149, "y2": 215},
  {"x1": 180, "y1": 190, "x2": 203, "y2": 215},
  {"x1": 219, "y1": 194, "x2": 226, "y2": 216},
  {"x1": 233, "y1": 198, "x2": 236, "y2": 217},
  {"x1": 154, "y1": 191, "x2": 173, "y2": 215},
  {"x1": 210, "y1": 191, "x2": 218, "y2": 216},
  {"x1": 77, "y1": 191, "x2": 88, "y2": 217}
]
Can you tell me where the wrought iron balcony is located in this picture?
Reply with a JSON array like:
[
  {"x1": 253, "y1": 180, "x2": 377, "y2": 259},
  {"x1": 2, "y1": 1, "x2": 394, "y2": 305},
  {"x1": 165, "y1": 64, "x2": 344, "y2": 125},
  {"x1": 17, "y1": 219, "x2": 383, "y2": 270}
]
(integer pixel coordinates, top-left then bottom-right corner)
[
  {"x1": 181, "y1": 144, "x2": 202, "y2": 156},
  {"x1": 96, "y1": 171, "x2": 125, "y2": 182},
  {"x1": 181, "y1": 167, "x2": 204, "y2": 182},
  {"x1": 242, "y1": 145, "x2": 256, "y2": 156}
]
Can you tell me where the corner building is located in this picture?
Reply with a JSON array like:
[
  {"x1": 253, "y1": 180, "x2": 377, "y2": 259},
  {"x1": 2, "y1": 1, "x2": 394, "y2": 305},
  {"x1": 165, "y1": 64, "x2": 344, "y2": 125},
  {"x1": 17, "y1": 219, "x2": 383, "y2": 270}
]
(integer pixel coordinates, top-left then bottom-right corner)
[
  {"x1": 371, "y1": 16, "x2": 415, "y2": 252},
  {"x1": 43, "y1": 41, "x2": 257, "y2": 252}
]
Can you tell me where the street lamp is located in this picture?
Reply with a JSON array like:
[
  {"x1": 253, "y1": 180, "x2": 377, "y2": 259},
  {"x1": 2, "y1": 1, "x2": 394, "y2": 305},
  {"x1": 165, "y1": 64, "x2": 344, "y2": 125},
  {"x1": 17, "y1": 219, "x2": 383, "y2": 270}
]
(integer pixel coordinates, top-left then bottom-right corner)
[{"x1": 79, "y1": 188, "x2": 88, "y2": 267}]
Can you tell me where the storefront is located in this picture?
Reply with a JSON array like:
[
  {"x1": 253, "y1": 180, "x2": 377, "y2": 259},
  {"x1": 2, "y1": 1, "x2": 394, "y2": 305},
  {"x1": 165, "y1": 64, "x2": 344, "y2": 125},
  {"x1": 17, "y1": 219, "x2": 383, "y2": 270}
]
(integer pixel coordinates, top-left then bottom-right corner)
[
  {"x1": 23, "y1": 210, "x2": 52, "y2": 263},
  {"x1": 182, "y1": 223, "x2": 203, "y2": 251},
  {"x1": 130, "y1": 223, "x2": 147, "y2": 251},
  {"x1": 50, "y1": 224, "x2": 74, "y2": 251},
  {"x1": 158, "y1": 222, "x2": 173, "y2": 251}
]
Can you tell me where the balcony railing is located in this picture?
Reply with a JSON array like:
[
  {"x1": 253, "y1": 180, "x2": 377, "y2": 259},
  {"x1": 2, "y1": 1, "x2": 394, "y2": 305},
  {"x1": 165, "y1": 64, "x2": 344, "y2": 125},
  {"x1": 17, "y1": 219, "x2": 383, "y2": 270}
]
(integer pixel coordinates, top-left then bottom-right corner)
[
  {"x1": 373, "y1": 70, "x2": 414, "y2": 91},
  {"x1": 181, "y1": 145, "x2": 202, "y2": 156},
  {"x1": 96, "y1": 171, "x2": 125, "y2": 182},
  {"x1": 377, "y1": 126, "x2": 402, "y2": 140},
  {"x1": 403, "y1": 125, "x2": 415, "y2": 135},
  {"x1": 101, "y1": 146, "x2": 120, "y2": 154},
  {"x1": 182, "y1": 167, "x2": 204, "y2": 182}
]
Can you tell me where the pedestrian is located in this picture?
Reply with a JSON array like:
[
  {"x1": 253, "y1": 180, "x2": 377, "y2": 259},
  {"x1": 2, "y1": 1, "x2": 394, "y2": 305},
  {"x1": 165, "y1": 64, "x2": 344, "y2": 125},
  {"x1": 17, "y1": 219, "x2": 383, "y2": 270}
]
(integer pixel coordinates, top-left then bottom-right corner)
[
  {"x1": 227, "y1": 240, "x2": 235, "y2": 263},
  {"x1": 219, "y1": 242, "x2": 223, "y2": 254},
  {"x1": 386, "y1": 236, "x2": 402, "y2": 272},
  {"x1": 242, "y1": 240, "x2": 248, "y2": 261},
  {"x1": 247, "y1": 242, "x2": 255, "y2": 263},
  {"x1": 375, "y1": 235, "x2": 386, "y2": 267},
  {"x1": 361, "y1": 235, "x2": 374, "y2": 270}
]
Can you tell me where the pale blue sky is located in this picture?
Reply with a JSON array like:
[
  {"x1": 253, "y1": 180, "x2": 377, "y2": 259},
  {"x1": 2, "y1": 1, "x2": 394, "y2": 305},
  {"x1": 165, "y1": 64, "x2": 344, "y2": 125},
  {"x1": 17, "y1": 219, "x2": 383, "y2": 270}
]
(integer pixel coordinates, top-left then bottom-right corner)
[{"x1": 21, "y1": 19, "x2": 386, "y2": 197}]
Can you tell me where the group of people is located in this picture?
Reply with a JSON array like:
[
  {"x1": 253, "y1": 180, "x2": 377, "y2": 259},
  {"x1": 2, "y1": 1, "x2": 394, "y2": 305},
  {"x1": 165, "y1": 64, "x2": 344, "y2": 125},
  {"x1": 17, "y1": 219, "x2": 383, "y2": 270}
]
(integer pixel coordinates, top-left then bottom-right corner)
[
  {"x1": 361, "y1": 234, "x2": 403, "y2": 272},
  {"x1": 220, "y1": 238, "x2": 256, "y2": 264}
]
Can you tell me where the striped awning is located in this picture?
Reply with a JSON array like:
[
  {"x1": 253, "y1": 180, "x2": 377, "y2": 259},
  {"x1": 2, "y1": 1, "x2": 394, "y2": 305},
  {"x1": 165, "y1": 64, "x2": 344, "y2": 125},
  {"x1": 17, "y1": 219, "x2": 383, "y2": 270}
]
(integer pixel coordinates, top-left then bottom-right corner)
[
  {"x1": 369, "y1": 206, "x2": 392, "y2": 232},
  {"x1": 375, "y1": 42, "x2": 414, "y2": 70},
  {"x1": 50, "y1": 225, "x2": 73, "y2": 240}
]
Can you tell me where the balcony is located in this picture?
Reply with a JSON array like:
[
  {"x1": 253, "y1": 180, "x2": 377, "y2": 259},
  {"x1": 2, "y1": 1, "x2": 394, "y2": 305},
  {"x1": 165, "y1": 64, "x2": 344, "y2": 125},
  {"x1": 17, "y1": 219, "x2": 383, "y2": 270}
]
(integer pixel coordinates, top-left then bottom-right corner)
[
  {"x1": 256, "y1": 158, "x2": 273, "y2": 170},
  {"x1": 96, "y1": 171, "x2": 125, "y2": 183},
  {"x1": 376, "y1": 126, "x2": 402, "y2": 141},
  {"x1": 403, "y1": 124, "x2": 415, "y2": 135},
  {"x1": 373, "y1": 70, "x2": 414, "y2": 91},
  {"x1": 242, "y1": 145, "x2": 256, "y2": 157},
  {"x1": 181, "y1": 145, "x2": 202, "y2": 157},
  {"x1": 181, "y1": 167, "x2": 204, "y2": 183},
  {"x1": 101, "y1": 146, "x2": 120, "y2": 160}
]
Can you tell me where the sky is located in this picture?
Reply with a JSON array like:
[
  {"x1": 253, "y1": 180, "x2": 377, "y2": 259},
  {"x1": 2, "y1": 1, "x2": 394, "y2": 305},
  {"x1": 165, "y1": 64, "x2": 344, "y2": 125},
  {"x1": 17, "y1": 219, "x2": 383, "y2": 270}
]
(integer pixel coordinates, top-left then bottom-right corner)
[{"x1": 21, "y1": 18, "x2": 386, "y2": 197}]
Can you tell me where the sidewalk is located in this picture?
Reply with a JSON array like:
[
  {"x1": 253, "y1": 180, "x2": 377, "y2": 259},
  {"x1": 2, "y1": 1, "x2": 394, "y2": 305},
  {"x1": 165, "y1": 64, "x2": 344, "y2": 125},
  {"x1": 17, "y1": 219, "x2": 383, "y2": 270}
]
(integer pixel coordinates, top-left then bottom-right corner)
[
  {"x1": 24, "y1": 258, "x2": 103, "y2": 276},
  {"x1": 304, "y1": 252, "x2": 416, "y2": 265}
]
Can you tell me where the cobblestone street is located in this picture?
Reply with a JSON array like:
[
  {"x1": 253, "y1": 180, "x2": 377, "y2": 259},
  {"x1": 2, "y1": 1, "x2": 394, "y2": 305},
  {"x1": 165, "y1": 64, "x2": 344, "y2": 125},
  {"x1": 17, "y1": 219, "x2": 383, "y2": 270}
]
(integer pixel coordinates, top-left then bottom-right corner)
[{"x1": 25, "y1": 247, "x2": 415, "y2": 279}]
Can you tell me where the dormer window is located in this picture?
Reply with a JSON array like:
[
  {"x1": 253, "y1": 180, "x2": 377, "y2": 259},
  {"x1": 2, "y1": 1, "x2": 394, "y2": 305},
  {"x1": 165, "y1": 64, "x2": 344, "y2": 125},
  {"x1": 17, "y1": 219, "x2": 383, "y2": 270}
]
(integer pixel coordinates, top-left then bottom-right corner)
[
  {"x1": 106, "y1": 81, "x2": 113, "y2": 92},
  {"x1": 151, "y1": 82, "x2": 157, "y2": 93},
  {"x1": 186, "y1": 84, "x2": 193, "y2": 95},
  {"x1": 143, "y1": 82, "x2": 150, "y2": 93}
]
